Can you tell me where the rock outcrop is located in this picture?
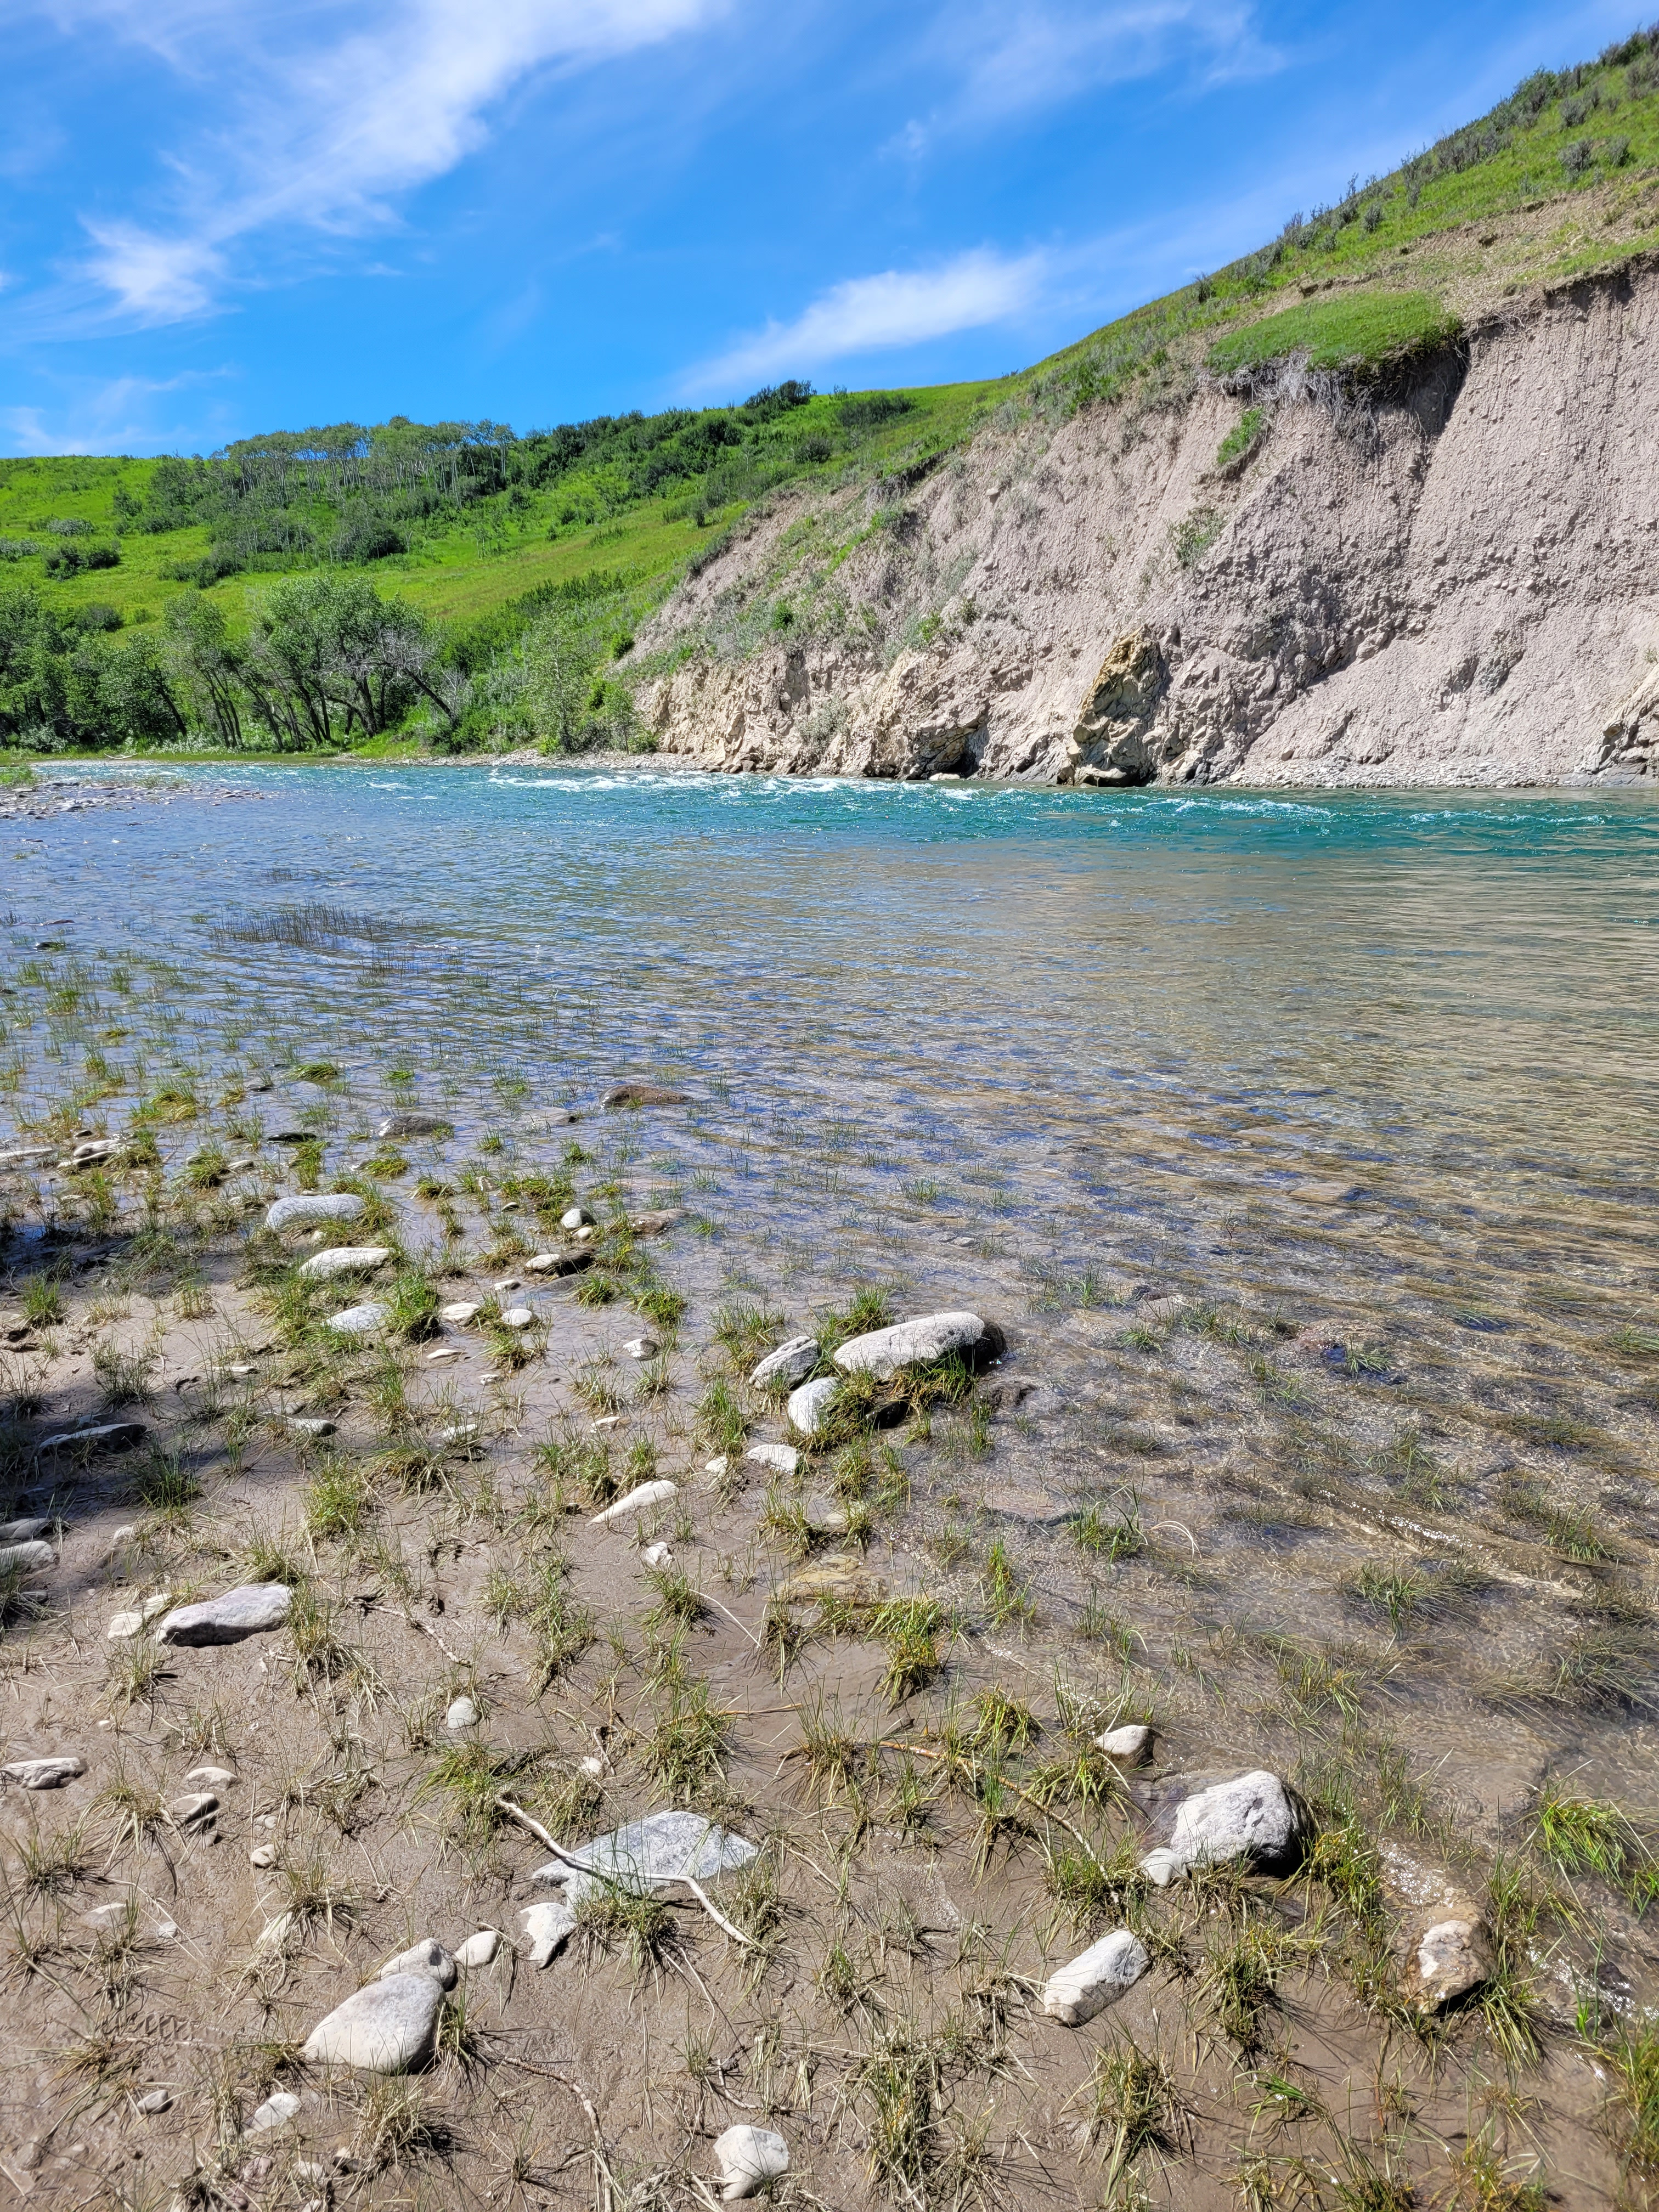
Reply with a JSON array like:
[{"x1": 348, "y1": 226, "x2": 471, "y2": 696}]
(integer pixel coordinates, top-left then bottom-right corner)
[{"x1": 634, "y1": 262, "x2": 1659, "y2": 788}]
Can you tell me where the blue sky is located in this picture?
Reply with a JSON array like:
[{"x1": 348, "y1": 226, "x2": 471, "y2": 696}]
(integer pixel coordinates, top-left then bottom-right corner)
[{"x1": 0, "y1": 0, "x2": 1640, "y2": 455}]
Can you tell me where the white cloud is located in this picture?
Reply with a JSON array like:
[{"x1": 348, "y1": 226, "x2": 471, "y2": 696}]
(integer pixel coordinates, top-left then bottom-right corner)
[
  {"x1": 686, "y1": 248, "x2": 1048, "y2": 392},
  {"x1": 0, "y1": 368, "x2": 228, "y2": 454},
  {"x1": 893, "y1": 0, "x2": 1275, "y2": 153},
  {"x1": 29, "y1": 0, "x2": 724, "y2": 323}
]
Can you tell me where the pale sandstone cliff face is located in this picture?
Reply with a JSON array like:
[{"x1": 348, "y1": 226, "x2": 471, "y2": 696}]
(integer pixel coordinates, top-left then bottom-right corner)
[{"x1": 634, "y1": 261, "x2": 1659, "y2": 786}]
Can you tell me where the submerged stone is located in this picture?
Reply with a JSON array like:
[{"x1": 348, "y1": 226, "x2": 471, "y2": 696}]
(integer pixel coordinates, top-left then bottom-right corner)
[
  {"x1": 1042, "y1": 1929, "x2": 1150, "y2": 2024},
  {"x1": 750, "y1": 1335, "x2": 819, "y2": 1390},
  {"x1": 833, "y1": 1310, "x2": 1002, "y2": 1380},
  {"x1": 590, "y1": 1480, "x2": 677, "y2": 1527},
  {"x1": 532, "y1": 1810, "x2": 757, "y2": 1905},
  {"x1": 267, "y1": 1193, "x2": 364, "y2": 1231},
  {"x1": 298, "y1": 1245, "x2": 391, "y2": 1280}
]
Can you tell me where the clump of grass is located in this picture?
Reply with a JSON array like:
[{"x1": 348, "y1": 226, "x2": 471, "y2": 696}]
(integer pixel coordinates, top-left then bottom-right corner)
[
  {"x1": 695, "y1": 1375, "x2": 749, "y2": 1458},
  {"x1": 1079, "y1": 2039, "x2": 1185, "y2": 2182},
  {"x1": 980, "y1": 1538, "x2": 1034, "y2": 1628},
  {"x1": 642, "y1": 1677, "x2": 729, "y2": 1799},
  {"x1": 870, "y1": 1596, "x2": 951, "y2": 1702},
  {"x1": 93, "y1": 1339, "x2": 157, "y2": 1407},
  {"x1": 1073, "y1": 1493, "x2": 1144, "y2": 1561},
  {"x1": 644, "y1": 1563, "x2": 707, "y2": 1630},
  {"x1": 1595, "y1": 2017, "x2": 1659, "y2": 2179},
  {"x1": 20, "y1": 1276, "x2": 64, "y2": 1328},
  {"x1": 576, "y1": 1881, "x2": 679, "y2": 1976},
  {"x1": 15, "y1": 1817, "x2": 90, "y2": 1898},
  {"x1": 848, "y1": 2023, "x2": 941, "y2": 2200},
  {"x1": 385, "y1": 1267, "x2": 442, "y2": 1342},
  {"x1": 304, "y1": 1455, "x2": 375, "y2": 1542},
  {"x1": 132, "y1": 1446, "x2": 201, "y2": 1522},
  {"x1": 1531, "y1": 1778, "x2": 1657, "y2": 1904},
  {"x1": 1201, "y1": 1923, "x2": 1286, "y2": 2052},
  {"x1": 414, "y1": 1742, "x2": 526, "y2": 1843},
  {"x1": 966, "y1": 1686, "x2": 1040, "y2": 1752}
]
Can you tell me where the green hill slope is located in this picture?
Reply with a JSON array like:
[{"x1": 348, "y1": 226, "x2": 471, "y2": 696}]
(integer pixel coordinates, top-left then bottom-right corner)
[{"x1": 3, "y1": 21, "x2": 1657, "y2": 759}]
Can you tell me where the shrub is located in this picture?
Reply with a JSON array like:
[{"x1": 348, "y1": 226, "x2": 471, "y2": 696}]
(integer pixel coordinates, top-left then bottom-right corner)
[
  {"x1": 838, "y1": 391, "x2": 915, "y2": 431},
  {"x1": 1562, "y1": 136, "x2": 1595, "y2": 178},
  {"x1": 1215, "y1": 408, "x2": 1266, "y2": 469}
]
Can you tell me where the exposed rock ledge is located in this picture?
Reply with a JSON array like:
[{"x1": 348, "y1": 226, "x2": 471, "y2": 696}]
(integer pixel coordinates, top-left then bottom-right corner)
[{"x1": 635, "y1": 260, "x2": 1659, "y2": 788}]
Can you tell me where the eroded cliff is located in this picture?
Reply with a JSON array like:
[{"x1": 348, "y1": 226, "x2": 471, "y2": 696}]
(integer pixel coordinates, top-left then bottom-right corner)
[{"x1": 635, "y1": 259, "x2": 1659, "y2": 787}]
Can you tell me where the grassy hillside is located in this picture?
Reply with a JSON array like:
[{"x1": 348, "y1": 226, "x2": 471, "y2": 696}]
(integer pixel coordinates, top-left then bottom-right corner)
[{"x1": 3, "y1": 21, "x2": 1657, "y2": 758}]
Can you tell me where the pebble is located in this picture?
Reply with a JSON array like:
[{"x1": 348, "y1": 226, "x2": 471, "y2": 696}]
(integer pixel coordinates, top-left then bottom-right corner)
[
  {"x1": 834, "y1": 1310, "x2": 1000, "y2": 1380},
  {"x1": 591, "y1": 1480, "x2": 677, "y2": 1527},
  {"x1": 745, "y1": 1442, "x2": 799, "y2": 1477},
  {"x1": 379, "y1": 1938, "x2": 458, "y2": 1990},
  {"x1": 425, "y1": 1346, "x2": 461, "y2": 1364},
  {"x1": 297, "y1": 1245, "x2": 392, "y2": 1280},
  {"x1": 499, "y1": 1306, "x2": 535, "y2": 1329},
  {"x1": 560, "y1": 1206, "x2": 595, "y2": 1230},
  {"x1": 267, "y1": 1193, "x2": 364, "y2": 1231},
  {"x1": 108, "y1": 1594, "x2": 172, "y2": 1640},
  {"x1": 136, "y1": 2092, "x2": 171, "y2": 2115},
  {"x1": 575, "y1": 1224, "x2": 595, "y2": 1243},
  {"x1": 1041, "y1": 1929, "x2": 1150, "y2": 2024},
  {"x1": 286, "y1": 1417, "x2": 336, "y2": 1437},
  {"x1": 3, "y1": 1755, "x2": 86, "y2": 1790},
  {"x1": 704, "y1": 1456, "x2": 729, "y2": 1476},
  {"x1": 168, "y1": 1791, "x2": 218, "y2": 1831},
  {"x1": 714, "y1": 2125, "x2": 790, "y2": 2201},
  {"x1": 622, "y1": 1335, "x2": 659, "y2": 1361},
  {"x1": 1096, "y1": 1724, "x2": 1153, "y2": 1764},
  {"x1": 35, "y1": 1420, "x2": 145, "y2": 1458},
  {"x1": 642, "y1": 1542, "x2": 674, "y2": 1567},
  {"x1": 526, "y1": 1250, "x2": 592, "y2": 1276},
  {"x1": 444, "y1": 1696, "x2": 479, "y2": 1731},
  {"x1": 521, "y1": 1899, "x2": 577, "y2": 1967},
  {"x1": 184, "y1": 1765, "x2": 236, "y2": 1788},
  {"x1": 257, "y1": 1911, "x2": 295, "y2": 1951},
  {"x1": 630, "y1": 1209, "x2": 681, "y2": 1236},
  {"x1": 227, "y1": 1362, "x2": 256, "y2": 1379},
  {"x1": 326, "y1": 1301, "x2": 391, "y2": 1336},
  {"x1": 492, "y1": 1276, "x2": 522, "y2": 1294},
  {"x1": 158, "y1": 1583, "x2": 293, "y2": 1646},
  {"x1": 376, "y1": 1113, "x2": 449, "y2": 1138},
  {"x1": 750, "y1": 1335, "x2": 819, "y2": 1390},
  {"x1": 303, "y1": 1973, "x2": 445, "y2": 2072},
  {"x1": 440, "y1": 1421, "x2": 479, "y2": 1447},
  {"x1": 454, "y1": 1929, "x2": 500, "y2": 1969},
  {"x1": 440, "y1": 1300, "x2": 482, "y2": 1324},
  {"x1": 1404, "y1": 1908, "x2": 1492, "y2": 2011},
  {"x1": 1140, "y1": 1769, "x2": 1302, "y2": 1887},
  {"x1": 250, "y1": 1844, "x2": 277, "y2": 1869},
  {"x1": 0, "y1": 1517, "x2": 50, "y2": 1543},
  {"x1": 787, "y1": 1376, "x2": 840, "y2": 1437},
  {"x1": 247, "y1": 2091, "x2": 300, "y2": 2134},
  {"x1": 0, "y1": 1539, "x2": 56, "y2": 1574}
]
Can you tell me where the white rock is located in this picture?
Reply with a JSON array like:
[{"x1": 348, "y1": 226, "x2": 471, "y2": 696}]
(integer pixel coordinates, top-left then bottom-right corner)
[
  {"x1": 1096, "y1": 1724, "x2": 1152, "y2": 1764},
  {"x1": 440, "y1": 1421, "x2": 479, "y2": 1447},
  {"x1": 590, "y1": 1480, "x2": 677, "y2": 1527},
  {"x1": 579, "y1": 1754, "x2": 606, "y2": 1779},
  {"x1": 227, "y1": 1363, "x2": 256, "y2": 1379},
  {"x1": 325, "y1": 1301, "x2": 390, "y2": 1336},
  {"x1": 286, "y1": 1416, "x2": 336, "y2": 1437},
  {"x1": 107, "y1": 1592, "x2": 172, "y2": 1640},
  {"x1": 35, "y1": 1420, "x2": 145, "y2": 1458},
  {"x1": 492, "y1": 1277, "x2": 522, "y2": 1294},
  {"x1": 499, "y1": 1306, "x2": 534, "y2": 1329},
  {"x1": 0, "y1": 1540, "x2": 55, "y2": 1573},
  {"x1": 833, "y1": 1310, "x2": 994, "y2": 1380},
  {"x1": 641, "y1": 1543, "x2": 674, "y2": 1567},
  {"x1": 714, "y1": 2125, "x2": 790, "y2": 2200},
  {"x1": 158, "y1": 1583, "x2": 292, "y2": 1646},
  {"x1": 297, "y1": 1245, "x2": 392, "y2": 1281},
  {"x1": 3, "y1": 1755, "x2": 86, "y2": 1790},
  {"x1": 425, "y1": 1346, "x2": 461, "y2": 1364},
  {"x1": 168, "y1": 1791, "x2": 218, "y2": 1831},
  {"x1": 267, "y1": 1194, "x2": 364, "y2": 1231},
  {"x1": 750, "y1": 1335, "x2": 820, "y2": 1390},
  {"x1": 622, "y1": 1335, "x2": 659, "y2": 1361},
  {"x1": 0, "y1": 1517, "x2": 50, "y2": 1543},
  {"x1": 256, "y1": 1911, "x2": 294, "y2": 1951},
  {"x1": 1140, "y1": 1769, "x2": 1303, "y2": 1887},
  {"x1": 303, "y1": 1972, "x2": 445, "y2": 2073},
  {"x1": 1041, "y1": 1929, "x2": 1150, "y2": 2024},
  {"x1": 520, "y1": 1899, "x2": 577, "y2": 1967},
  {"x1": 250, "y1": 1844, "x2": 277, "y2": 1869},
  {"x1": 575, "y1": 1224, "x2": 595, "y2": 1243},
  {"x1": 744, "y1": 1442, "x2": 799, "y2": 1477},
  {"x1": 454, "y1": 1930, "x2": 500, "y2": 1970},
  {"x1": 379, "y1": 1938, "x2": 457, "y2": 1990},
  {"x1": 704, "y1": 1457, "x2": 729, "y2": 1477},
  {"x1": 248, "y1": 2091, "x2": 300, "y2": 2134},
  {"x1": 377, "y1": 1113, "x2": 448, "y2": 1138},
  {"x1": 787, "y1": 1376, "x2": 840, "y2": 1437},
  {"x1": 560, "y1": 1207, "x2": 594, "y2": 1230},
  {"x1": 184, "y1": 1765, "x2": 236, "y2": 1788},
  {"x1": 441, "y1": 1300, "x2": 482, "y2": 1324},
  {"x1": 136, "y1": 2091, "x2": 171, "y2": 2114},
  {"x1": 444, "y1": 1696, "x2": 479, "y2": 1731}
]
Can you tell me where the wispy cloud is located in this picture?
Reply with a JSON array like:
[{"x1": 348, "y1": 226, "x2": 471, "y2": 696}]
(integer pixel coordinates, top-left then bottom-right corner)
[
  {"x1": 893, "y1": 0, "x2": 1276, "y2": 155},
  {"x1": 28, "y1": 0, "x2": 725, "y2": 324},
  {"x1": 0, "y1": 367, "x2": 230, "y2": 454},
  {"x1": 685, "y1": 247, "x2": 1048, "y2": 392}
]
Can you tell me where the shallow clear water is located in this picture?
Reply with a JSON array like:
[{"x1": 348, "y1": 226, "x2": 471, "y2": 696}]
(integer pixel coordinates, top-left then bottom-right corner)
[{"x1": 8, "y1": 762, "x2": 1659, "y2": 1822}]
